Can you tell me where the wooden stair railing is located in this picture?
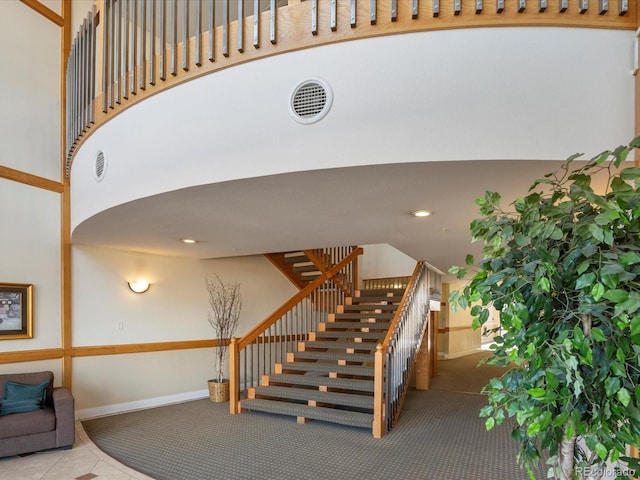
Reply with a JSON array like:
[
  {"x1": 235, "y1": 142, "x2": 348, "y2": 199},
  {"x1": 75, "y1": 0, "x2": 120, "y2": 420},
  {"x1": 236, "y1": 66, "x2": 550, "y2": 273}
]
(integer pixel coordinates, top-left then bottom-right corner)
[
  {"x1": 266, "y1": 246, "x2": 358, "y2": 292},
  {"x1": 231, "y1": 257, "x2": 443, "y2": 437},
  {"x1": 230, "y1": 246, "x2": 363, "y2": 414},
  {"x1": 373, "y1": 261, "x2": 443, "y2": 438},
  {"x1": 239, "y1": 286, "x2": 406, "y2": 430}
]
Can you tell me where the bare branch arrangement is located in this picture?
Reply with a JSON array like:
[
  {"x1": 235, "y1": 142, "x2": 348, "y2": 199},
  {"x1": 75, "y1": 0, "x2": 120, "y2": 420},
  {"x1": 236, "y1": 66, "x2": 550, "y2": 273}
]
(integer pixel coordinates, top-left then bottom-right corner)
[{"x1": 206, "y1": 273, "x2": 242, "y2": 383}]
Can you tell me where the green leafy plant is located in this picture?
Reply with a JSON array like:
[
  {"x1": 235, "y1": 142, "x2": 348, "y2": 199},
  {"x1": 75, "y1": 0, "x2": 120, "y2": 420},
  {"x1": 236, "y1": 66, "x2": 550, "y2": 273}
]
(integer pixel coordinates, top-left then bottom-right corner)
[{"x1": 449, "y1": 137, "x2": 640, "y2": 479}]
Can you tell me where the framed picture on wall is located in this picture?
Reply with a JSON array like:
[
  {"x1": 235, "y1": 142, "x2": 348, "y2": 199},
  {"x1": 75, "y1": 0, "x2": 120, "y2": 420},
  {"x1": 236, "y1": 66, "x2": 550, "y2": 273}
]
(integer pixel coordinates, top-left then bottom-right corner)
[{"x1": 0, "y1": 283, "x2": 33, "y2": 339}]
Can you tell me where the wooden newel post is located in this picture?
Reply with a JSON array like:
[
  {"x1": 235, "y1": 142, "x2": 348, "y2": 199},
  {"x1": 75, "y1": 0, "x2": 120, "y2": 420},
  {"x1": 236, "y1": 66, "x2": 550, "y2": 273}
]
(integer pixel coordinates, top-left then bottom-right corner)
[
  {"x1": 373, "y1": 343, "x2": 385, "y2": 439},
  {"x1": 229, "y1": 337, "x2": 239, "y2": 414}
]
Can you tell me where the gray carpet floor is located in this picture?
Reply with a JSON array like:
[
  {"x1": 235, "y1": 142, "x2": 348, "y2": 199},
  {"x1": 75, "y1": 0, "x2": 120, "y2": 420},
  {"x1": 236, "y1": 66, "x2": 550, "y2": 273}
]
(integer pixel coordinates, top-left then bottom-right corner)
[{"x1": 83, "y1": 353, "x2": 546, "y2": 480}]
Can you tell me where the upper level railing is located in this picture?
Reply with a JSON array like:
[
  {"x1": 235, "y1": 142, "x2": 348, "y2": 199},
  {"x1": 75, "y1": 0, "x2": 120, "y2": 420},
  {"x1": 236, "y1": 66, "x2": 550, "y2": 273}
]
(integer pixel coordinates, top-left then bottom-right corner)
[{"x1": 65, "y1": 0, "x2": 636, "y2": 176}]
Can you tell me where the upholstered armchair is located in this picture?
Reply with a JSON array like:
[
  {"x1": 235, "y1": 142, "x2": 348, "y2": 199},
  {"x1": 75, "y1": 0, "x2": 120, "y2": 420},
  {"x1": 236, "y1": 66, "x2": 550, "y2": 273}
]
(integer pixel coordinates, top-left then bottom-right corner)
[{"x1": 0, "y1": 371, "x2": 75, "y2": 458}]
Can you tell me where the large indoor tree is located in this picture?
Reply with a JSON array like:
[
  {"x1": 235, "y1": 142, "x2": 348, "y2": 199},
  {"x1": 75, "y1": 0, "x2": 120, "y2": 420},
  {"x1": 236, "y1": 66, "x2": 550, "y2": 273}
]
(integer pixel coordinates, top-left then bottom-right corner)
[{"x1": 449, "y1": 137, "x2": 640, "y2": 480}]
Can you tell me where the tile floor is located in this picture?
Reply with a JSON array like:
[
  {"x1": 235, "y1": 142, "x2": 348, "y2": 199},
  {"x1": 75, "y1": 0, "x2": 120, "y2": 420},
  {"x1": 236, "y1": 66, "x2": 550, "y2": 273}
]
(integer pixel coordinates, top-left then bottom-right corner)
[{"x1": 0, "y1": 422, "x2": 153, "y2": 480}]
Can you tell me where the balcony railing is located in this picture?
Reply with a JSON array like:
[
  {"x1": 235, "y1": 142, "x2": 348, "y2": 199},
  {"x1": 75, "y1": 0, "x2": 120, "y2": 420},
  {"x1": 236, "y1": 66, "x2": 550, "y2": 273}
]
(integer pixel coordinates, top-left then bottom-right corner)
[{"x1": 65, "y1": 0, "x2": 636, "y2": 176}]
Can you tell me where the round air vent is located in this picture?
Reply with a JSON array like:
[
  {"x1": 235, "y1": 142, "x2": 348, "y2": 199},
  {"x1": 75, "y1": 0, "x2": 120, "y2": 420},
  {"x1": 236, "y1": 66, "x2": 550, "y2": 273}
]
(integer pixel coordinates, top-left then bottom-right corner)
[
  {"x1": 289, "y1": 78, "x2": 333, "y2": 125},
  {"x1": 94, "y1": 150, "x2": 107, "y2": 182}
]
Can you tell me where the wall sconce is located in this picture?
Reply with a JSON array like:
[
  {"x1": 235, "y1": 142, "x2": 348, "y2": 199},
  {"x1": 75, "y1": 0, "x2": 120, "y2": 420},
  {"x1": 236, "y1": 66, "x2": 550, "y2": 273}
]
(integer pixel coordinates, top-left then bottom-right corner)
[{"x1": 128, "y1": 280, "x2": 150, "y2": 294}]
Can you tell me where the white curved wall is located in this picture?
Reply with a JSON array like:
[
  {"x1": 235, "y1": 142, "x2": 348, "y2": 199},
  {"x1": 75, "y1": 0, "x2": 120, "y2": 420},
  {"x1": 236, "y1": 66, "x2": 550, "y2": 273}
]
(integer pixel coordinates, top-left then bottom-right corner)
[{"x1": 71, "y1": 27, "x2": 635, "y2": 232}]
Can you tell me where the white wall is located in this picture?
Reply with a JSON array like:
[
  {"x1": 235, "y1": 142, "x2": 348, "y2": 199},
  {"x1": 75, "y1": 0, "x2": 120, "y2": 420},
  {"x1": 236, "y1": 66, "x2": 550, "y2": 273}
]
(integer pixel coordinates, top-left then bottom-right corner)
[
  {"x1": 360, "y1": 244, "x2": 417, "y2": 283},
  {"x1": 72, "y1": 245, "x2": 298, "y2": 414},
  {"x1": 0, "y1": 1, "x2": 60, "y2": 181},
  {"x1": 0, "y1": 2, "x2": 62, "y2": 359}
]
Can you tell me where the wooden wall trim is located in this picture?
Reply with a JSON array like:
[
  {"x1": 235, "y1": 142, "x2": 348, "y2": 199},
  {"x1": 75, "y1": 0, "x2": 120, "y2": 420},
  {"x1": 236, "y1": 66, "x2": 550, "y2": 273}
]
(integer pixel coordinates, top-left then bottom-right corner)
[
  {"x1": 20, "y1": 0, "x2": 64, "y2": 27},
  {"x1": 0, "y1": 165, "x2": 64, "y2": 193},
  {"x1": 0, "y1": 340, "x2": 223, "y2": 364},
  {"x1": 72, "y1": 339, "x2": 222, "y2": 357},
  {"x1": 438, "y1": 326, "x2": 475, "y2": 333},
  {"x1": 0, "y1": 348, "x2": 65, "y2": 364},
  {"x1": 60, "y1": 0, "x2": 72, "y2": 389}
]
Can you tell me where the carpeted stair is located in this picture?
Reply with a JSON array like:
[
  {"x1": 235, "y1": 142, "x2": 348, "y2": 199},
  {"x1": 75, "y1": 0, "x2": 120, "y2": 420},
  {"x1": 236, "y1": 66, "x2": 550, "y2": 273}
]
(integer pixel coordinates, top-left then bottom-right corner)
[{"x1": 241, "y1": 288, "x2": 405, "y2": 429}]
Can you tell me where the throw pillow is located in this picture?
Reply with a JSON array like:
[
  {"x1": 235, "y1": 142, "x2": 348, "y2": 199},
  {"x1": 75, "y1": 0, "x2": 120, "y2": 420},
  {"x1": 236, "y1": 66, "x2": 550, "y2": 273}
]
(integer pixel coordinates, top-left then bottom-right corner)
[
  {"x1": 0, "y1": 398, "x2": 41, "y2": 416},
  {"x1": 4, "y1": 379, "x2": 50, "y2": 406}
]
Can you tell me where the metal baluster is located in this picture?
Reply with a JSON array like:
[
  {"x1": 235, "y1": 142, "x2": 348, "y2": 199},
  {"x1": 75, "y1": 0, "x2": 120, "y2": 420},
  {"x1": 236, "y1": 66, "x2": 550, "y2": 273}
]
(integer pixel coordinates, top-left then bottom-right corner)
[
  {"x1": 476, "y1": 0, "x2": 483, "y2": 13},
  {"x1": 79, "y1": 22, "x2": 85, "y2": 134},
  {"x1": 149, "y1": 0, "x2": 156, "y2": 85},
  {"x1": 123, "y1": 0, "x2": 129, "y2": 99},
  {"x1": 139, "y1": 0, "x2": 146, "y2": 89},
  {"x1": 350, "y1": 0, "x2": 357, "y2": 25},
  {"x1": 182, "y1": 0, "x2": 189, "y2": 70},
  {"x1": 237, "y1": 0, "x2": 244, "y2": 52},
  {"x1": 559, "y1": 0, "x2": 568, "y2": 12},
  {"x1": 195, "y1": 0, "x2": 202, "y2": 65},
  {"x1": 222, "y1": 0, "x2": 229, "y2": 56},
  {"x1": 370, "y1": 0, "x2": 376, "y2": 24},
  {"x1": 497, "y1": 0, "x2": 504, "y2": 13},
  {"x1": 599, "y1": 0, "x2": 608, "y2": 13},
  {"x1": 518, "y1": 0, "x2": 526, "y2": 12},
  {"x1": 115, "y1": 0, "x2": 121, "y2": 104},
  {"x1": 269, "y1": 0, "x2": 276, "y2": 44},
  {"x1": 252, "y1": 0, "x2": 259, "y2": 48},
  {"x1": 539, "y1": 0, "x2": 547, "y2": 12},
  {"x1": 619, "y1": 0, "x2": 628, "y2": 15},
  {"x1": 131, "y1": 0, "x2": 138, "y2": 93},
  {"x1": 579, "y1": 0, "x2": 588, "y2": 13},
  {"x1": 70, "y1": 40, "x2": 75, "y2": 143},
  {"x1": 110, "y1": 0, "x2": 116, "y2": 107},
  {"x1": 311, "y1": 0, "x2": 317, "y2": 35},
  {"x1": 89, "y1": 6, "x2": 96, "y2": 124},
  {"x1": 160, "y1": 0, "x2": 166, "y2": 80},
  {"x1": 208, "y1": 0, "x2": 215, "y2": 61},
  {"x1": 331, "y1": 0, "x2": 337, "y2": 29},
  {"x1": 391, "y1": 0, "x2": 397, "y2": 21},
  {"x1": 102, "y1": 0, "x2": 110, "y2": 112},
  {"x1": 170, "y1": 0, "x2": 177, "y2": 75},
  {"x1": 454, "y1": 0, "x2": 461, "y2": 14}
]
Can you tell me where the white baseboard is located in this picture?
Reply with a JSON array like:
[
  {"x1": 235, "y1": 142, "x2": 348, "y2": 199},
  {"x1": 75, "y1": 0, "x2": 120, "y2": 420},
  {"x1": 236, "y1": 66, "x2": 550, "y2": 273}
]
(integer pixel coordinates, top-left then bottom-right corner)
[
  {"x1": 441, "y1": 348, "x2": 484, "y2": 360},
  {"x1": 76, "y1": 388, "x2": 209, "y2": 421}
]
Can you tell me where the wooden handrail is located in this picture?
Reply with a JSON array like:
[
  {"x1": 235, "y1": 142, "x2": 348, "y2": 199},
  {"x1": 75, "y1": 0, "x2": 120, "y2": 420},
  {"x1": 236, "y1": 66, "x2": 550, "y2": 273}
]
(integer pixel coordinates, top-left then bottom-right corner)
[
  {"x1": 379, "y1": 261, "x2": 424, "y2": 351},
  {"x1": 237, "y1": 247, "x2": 363, "y2": 350}
]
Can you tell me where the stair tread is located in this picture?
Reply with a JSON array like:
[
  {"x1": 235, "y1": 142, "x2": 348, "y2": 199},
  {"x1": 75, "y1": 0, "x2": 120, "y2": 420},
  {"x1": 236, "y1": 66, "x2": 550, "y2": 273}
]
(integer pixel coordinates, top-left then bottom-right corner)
[
  {"x1": 283, "y1": 253, "x2": 308, "y2": 263},
  {"x1": 316, "y1": 331, "x2": 386, "y2": 340},
  {"x1": 252, "y1": 386, "x2": 373, "y2": 409},
  {"x1": 292, "y1": 264, "x2": 320, "y2": 273},
  {"x1": 304, "y1": 340, "x2": 379, "y2": 350},
  {"x1": 334, "y1": 312, "x2": 395, "y2": 320},
  {"x1": 267, "y1": 373, "x2": 374, "y2": 392},
  {"x1": 241, "y1": 398, "x2": 372, "y2": 428},
  {"x1": 323, "y1": 321, "x2": 390, "y2": 330},
  {"x1": 342, "y1": 304, "x2": 398, "y2": 311},
  {"x1": 291, "y1": 351, "x2": 374, "y2": 362},
  {"x1": 281, "y1": 362, "x2": 374, "y2": 376},
  {"x1": 357, "y1": 288, "x2": 406, "y2": 296},
  {"x1": 349, "y1": 295, "x2": 403, "y2": 303}
]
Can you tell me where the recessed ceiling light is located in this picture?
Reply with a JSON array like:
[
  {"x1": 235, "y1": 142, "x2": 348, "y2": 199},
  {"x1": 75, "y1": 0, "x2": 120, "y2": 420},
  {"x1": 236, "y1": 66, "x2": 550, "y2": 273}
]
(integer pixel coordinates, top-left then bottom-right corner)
[
  {"x1": 412, "y1": 210, "x2": 432, "y2": 218},
  {"x1": 181, "y1": 238, "x2": 197, "y2": 244}
]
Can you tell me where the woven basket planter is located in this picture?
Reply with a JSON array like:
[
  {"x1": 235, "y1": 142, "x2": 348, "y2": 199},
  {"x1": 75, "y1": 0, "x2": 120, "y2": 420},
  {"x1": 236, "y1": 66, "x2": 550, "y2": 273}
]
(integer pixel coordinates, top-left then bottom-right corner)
[{"x1": 207, "y1": 380, "x2": 229, "y2": 403}]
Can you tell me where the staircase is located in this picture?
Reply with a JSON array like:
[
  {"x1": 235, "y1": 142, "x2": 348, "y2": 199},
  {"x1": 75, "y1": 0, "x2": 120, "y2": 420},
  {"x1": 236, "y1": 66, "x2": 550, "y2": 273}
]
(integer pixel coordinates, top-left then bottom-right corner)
[
  {"x1": 265, "y1": 251, "x2": 323, "y2": 289},
  {"x1": 240, "y1": 288, "x2": 405, "y2": 429}
]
